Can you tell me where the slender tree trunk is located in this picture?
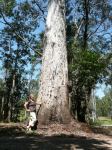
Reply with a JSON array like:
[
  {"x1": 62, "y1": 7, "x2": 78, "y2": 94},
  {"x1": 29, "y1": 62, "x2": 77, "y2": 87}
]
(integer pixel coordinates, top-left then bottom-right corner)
[
  {"x1": 3, "y1": 69, "x2": 10, "y2": 122},
  {"x1": 83, "y1": 0, "x2": 89, "y2": 50},
  {"x1": 10, "y1": 74, "x2": 16, "y2": 121},
  {"x1": 37, "y1": 0, "x2": 71, "y2": 124},
  {"x1": 4, "y1": 41, "x2": 16, "y2": 122},
  {"x1": 0, "y1": 96, "x2": 4, "y2": 120},
  {"x1": 91, "y1": 89, "x2": 96, "y2": 122}
]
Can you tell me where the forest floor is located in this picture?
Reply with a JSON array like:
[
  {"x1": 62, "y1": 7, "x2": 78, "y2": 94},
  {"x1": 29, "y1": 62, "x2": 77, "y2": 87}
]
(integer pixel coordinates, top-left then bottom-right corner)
[{"x1": 0, "y1": 121, "x2": 112, "y2": 150}]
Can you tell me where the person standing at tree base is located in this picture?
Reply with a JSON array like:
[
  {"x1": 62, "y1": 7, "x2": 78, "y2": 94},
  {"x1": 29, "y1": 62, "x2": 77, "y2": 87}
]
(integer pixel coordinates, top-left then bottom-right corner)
[{"x1": 24, "y1": 94, "x2": 37, "y2": 131}]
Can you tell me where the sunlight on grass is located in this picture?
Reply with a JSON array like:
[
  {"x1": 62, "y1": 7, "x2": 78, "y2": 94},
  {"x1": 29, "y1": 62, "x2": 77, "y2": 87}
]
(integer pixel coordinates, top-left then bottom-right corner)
[
  {"x1": 91, "y1": 117, "x2": 112, "y2": 126},
  {"x1": 97, "y1": 117, "x2": 112, "y2": 125}
]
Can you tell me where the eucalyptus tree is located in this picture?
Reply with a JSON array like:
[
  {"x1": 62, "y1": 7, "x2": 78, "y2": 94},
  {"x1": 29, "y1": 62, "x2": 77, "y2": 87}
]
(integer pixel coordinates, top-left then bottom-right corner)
[{"x1": 37, "y1": 0, "x2": 71, "y2": 124}]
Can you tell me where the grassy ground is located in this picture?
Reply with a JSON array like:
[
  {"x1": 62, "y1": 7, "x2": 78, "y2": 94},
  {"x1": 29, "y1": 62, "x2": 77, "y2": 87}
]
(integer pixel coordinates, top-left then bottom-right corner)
[
  {"x1": 98, "y1": 117, "x2": 112, "y2": 125},
  {"x1": 90, "y1": 117, "x2": 112, "y2": 137},
  {"x1": 92, "y1": 117, "x2": 112, "y2": 126}
]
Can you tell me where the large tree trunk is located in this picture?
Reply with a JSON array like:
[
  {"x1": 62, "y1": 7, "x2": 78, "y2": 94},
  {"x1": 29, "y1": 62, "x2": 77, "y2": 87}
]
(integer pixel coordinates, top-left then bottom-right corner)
[{"x1": 37, "y1": 0, "x2": 71, "y2": 124}]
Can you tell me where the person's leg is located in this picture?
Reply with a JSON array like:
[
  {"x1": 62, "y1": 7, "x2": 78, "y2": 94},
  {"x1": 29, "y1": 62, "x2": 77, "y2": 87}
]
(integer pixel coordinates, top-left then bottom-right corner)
[
  {"x1": 28, "y1": 112, "x2": 36, "y2": 127},
  {"x1": 26, "y1": 112, "x2": 32, "y2": 131}
]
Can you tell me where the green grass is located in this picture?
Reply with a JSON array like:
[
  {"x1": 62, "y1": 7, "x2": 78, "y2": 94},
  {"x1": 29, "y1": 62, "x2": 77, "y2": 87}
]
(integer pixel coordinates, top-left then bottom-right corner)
[
  {"x1": 91, "y1": 117, "x2": 112, "y2": 126},
  {"x1": 97, "y1": 117, "x2": 112, "y2": 125}
]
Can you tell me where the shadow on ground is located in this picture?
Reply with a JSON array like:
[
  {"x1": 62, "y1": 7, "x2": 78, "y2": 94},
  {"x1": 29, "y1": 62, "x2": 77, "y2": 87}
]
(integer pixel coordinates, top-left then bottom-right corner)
[
  {"x1": 0, "y1": 134, "x2": 111, "y2": 150},
  {"x1": 91, "y1": 126, "x2": 112, "y2": 136},
  {"x1": 0, "y1": 124, "x2": 111, "y2": 150}
]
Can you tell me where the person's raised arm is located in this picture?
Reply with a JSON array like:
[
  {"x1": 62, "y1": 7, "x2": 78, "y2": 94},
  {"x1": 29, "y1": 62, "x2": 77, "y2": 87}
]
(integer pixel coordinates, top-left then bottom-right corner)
[{"x1": 24, "y1": 101, "x2": 30, "y2": 112}]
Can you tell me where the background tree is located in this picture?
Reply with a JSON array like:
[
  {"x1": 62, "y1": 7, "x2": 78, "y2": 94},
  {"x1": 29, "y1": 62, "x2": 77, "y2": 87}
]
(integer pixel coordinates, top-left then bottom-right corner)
[
  {"x1": 66, "y1": 0, "x2": 112, "y2": 122},
  {"x1": 96, "y1": 87, "x2": 112, "y2": 117},
  {"x1": 0, "y1": 0, "x2": 45, "y2": 122}
]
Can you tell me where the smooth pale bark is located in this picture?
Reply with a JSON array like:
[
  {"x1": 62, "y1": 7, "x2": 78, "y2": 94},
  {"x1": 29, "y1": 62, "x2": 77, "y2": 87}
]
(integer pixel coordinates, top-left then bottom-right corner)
[{"x1": 37, "y1": 0, "x2": 71, "y2": 124}]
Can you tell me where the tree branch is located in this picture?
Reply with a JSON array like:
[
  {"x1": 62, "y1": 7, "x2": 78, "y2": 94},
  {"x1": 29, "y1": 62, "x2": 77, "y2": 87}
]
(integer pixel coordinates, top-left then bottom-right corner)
[
  {"x1": 33, "y1": 0, "x2": 46, "y2": 22},
  {"x1": 87, "y1": 19, "x2": 105, "y2": 39},
  {"x1": 74, "y1": 19, "x2": 84, "y2": 40},
  {"x1": 0, "y1": 10, "x2": 42, "y2": 57}
]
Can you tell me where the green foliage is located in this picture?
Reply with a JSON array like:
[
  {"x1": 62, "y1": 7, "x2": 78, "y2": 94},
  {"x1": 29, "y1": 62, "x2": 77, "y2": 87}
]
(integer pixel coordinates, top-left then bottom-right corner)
[
  {"x1": 17, "y1": 110, "x2": 26, "y2": 122},
  {"x1": 68, "y1": 47, "x2": 107, "y2": 88},
  {"x1": 66, "y1": 0, "x2": 112, "y2": 122},
  {"x1": 96, "y1": 88, "x2": 112, "y2": 117},
  {"x1": 0, "y1": 0, "x2": 44, "y2": 122},
  {"x1": 0, "y1": 0, "x2": 16, "y2": 17}
]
